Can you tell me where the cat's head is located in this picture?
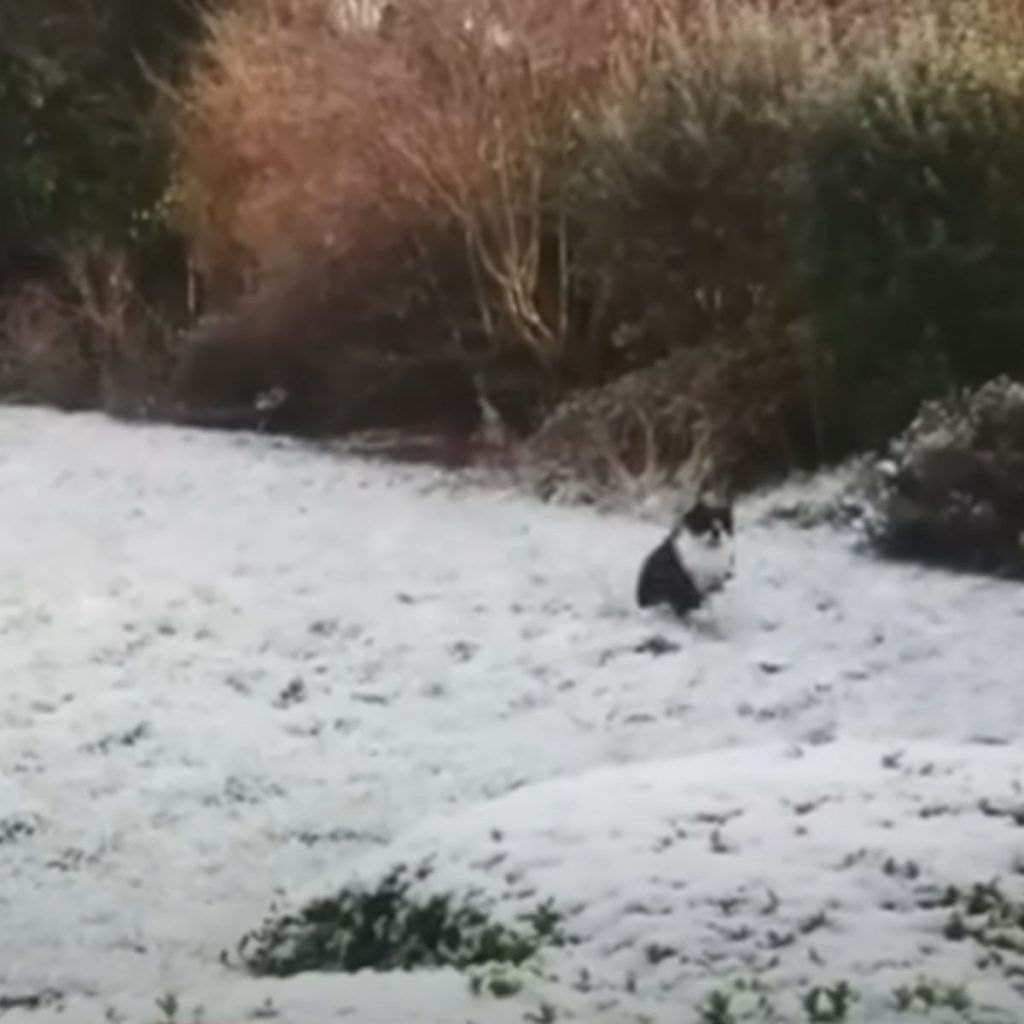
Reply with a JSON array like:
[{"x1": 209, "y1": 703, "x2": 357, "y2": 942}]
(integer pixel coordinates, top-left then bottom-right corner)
[{"x1": 678, "y1": 497, "x2": 734, "y2": 546}]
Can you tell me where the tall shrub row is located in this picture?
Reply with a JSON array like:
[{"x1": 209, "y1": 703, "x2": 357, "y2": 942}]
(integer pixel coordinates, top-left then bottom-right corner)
[
  {"x1": 7, "y1": 0, "x2": 1024, "y2": 482},
  {"x1": 169, "y1": 0, "x2": 1024, "y2": 474}
]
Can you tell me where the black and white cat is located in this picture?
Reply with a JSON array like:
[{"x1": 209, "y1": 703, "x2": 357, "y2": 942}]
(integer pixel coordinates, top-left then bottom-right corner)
[{"x1": 636, "y1": 498, "x2": 735, "y2": 618}]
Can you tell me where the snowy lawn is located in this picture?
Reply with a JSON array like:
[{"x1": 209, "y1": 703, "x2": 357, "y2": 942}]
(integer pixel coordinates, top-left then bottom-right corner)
[{"x1": 2, "y1": 408, "x2": 1024, "y2": 1023}]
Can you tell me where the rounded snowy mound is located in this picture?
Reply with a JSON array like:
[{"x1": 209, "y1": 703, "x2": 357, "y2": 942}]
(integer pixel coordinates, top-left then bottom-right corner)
[{"x1": 305, "y1": 741, "x2": 1024, "y2": 1014}]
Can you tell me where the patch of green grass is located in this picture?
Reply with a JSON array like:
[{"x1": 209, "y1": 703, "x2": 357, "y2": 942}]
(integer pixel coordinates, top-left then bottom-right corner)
[
  {"x1": 933, "y1": 881, "x2": 1024, "y2": 959},
  {"x1": 801, "y1": 981, "x2": 854, "y2": 1022},
  {"x1": 698, "y1": 989, "x2": 740, "y2": 1024},
  {"x1": 468, "y1": 962, "x2": 529, "y2": 999},
  {"x1": 687, "y1": 974, "x2": 982, "y2": 1023},
  {"x1": 892, "y1": 979, "x2": 971, "y2": 1015},
  {"x1": 149, "y1": 992, "x2": 206, "y2": 1024}
]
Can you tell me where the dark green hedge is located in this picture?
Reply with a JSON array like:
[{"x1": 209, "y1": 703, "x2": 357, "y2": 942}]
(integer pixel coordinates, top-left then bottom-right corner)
[
  {"x1": 562, "y1": 54, "x2": 1024, "y2": 462},
  {"x1": 797, "y1": 61, "x2": 1024, "y2": 449},
  {"x1": 564, "y1": 71, "x2": 801, "y2": 379},
  {"x1": 0, "y1": 1, "x2": 202, "y2": 286}
]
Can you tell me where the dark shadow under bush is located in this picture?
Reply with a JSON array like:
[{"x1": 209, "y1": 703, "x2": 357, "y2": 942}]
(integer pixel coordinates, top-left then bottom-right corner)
[
  {"x1": 171, "y1": 242, "x2": 550, "y2": 439},
  {"x1": 0, "y1": 251, "x2": 180, "y2": 418}
]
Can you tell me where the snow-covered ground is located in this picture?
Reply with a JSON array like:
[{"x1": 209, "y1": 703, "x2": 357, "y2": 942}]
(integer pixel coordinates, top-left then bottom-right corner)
[{"x1": 2, "y1": 408, "x2": 1024, "y2": 1023}]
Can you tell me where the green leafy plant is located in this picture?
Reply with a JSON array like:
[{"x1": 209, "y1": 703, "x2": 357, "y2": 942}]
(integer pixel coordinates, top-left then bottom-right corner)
[
  {"x1": 801, "y1": 981, "x2": 853, "y2": 1022},
  {"x1": 236, "y1": 865, "x2": 567, "y2": 977}
]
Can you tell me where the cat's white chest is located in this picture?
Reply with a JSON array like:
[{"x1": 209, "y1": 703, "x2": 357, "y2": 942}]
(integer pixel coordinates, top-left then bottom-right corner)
[{"x1": 672, "y1": 532, "x2": 735, "y2": 594}]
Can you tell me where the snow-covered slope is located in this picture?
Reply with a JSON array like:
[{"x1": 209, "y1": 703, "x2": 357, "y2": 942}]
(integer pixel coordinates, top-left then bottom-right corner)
[{"x1": 1, "y1": 408, "x2": 1023, "y2": 1023}]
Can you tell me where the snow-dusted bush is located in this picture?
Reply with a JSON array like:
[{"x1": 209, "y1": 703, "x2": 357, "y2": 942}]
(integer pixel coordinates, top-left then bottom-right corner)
[
  {"x1": 522, "y1": 340, "x2": 813, "y2": 505},
  {"x1": 236, "y1": 865, "x2": 565, "y2": 977},
  {"x1": 867, "y1": 377, "x2": 1024, "y2": 577}
]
